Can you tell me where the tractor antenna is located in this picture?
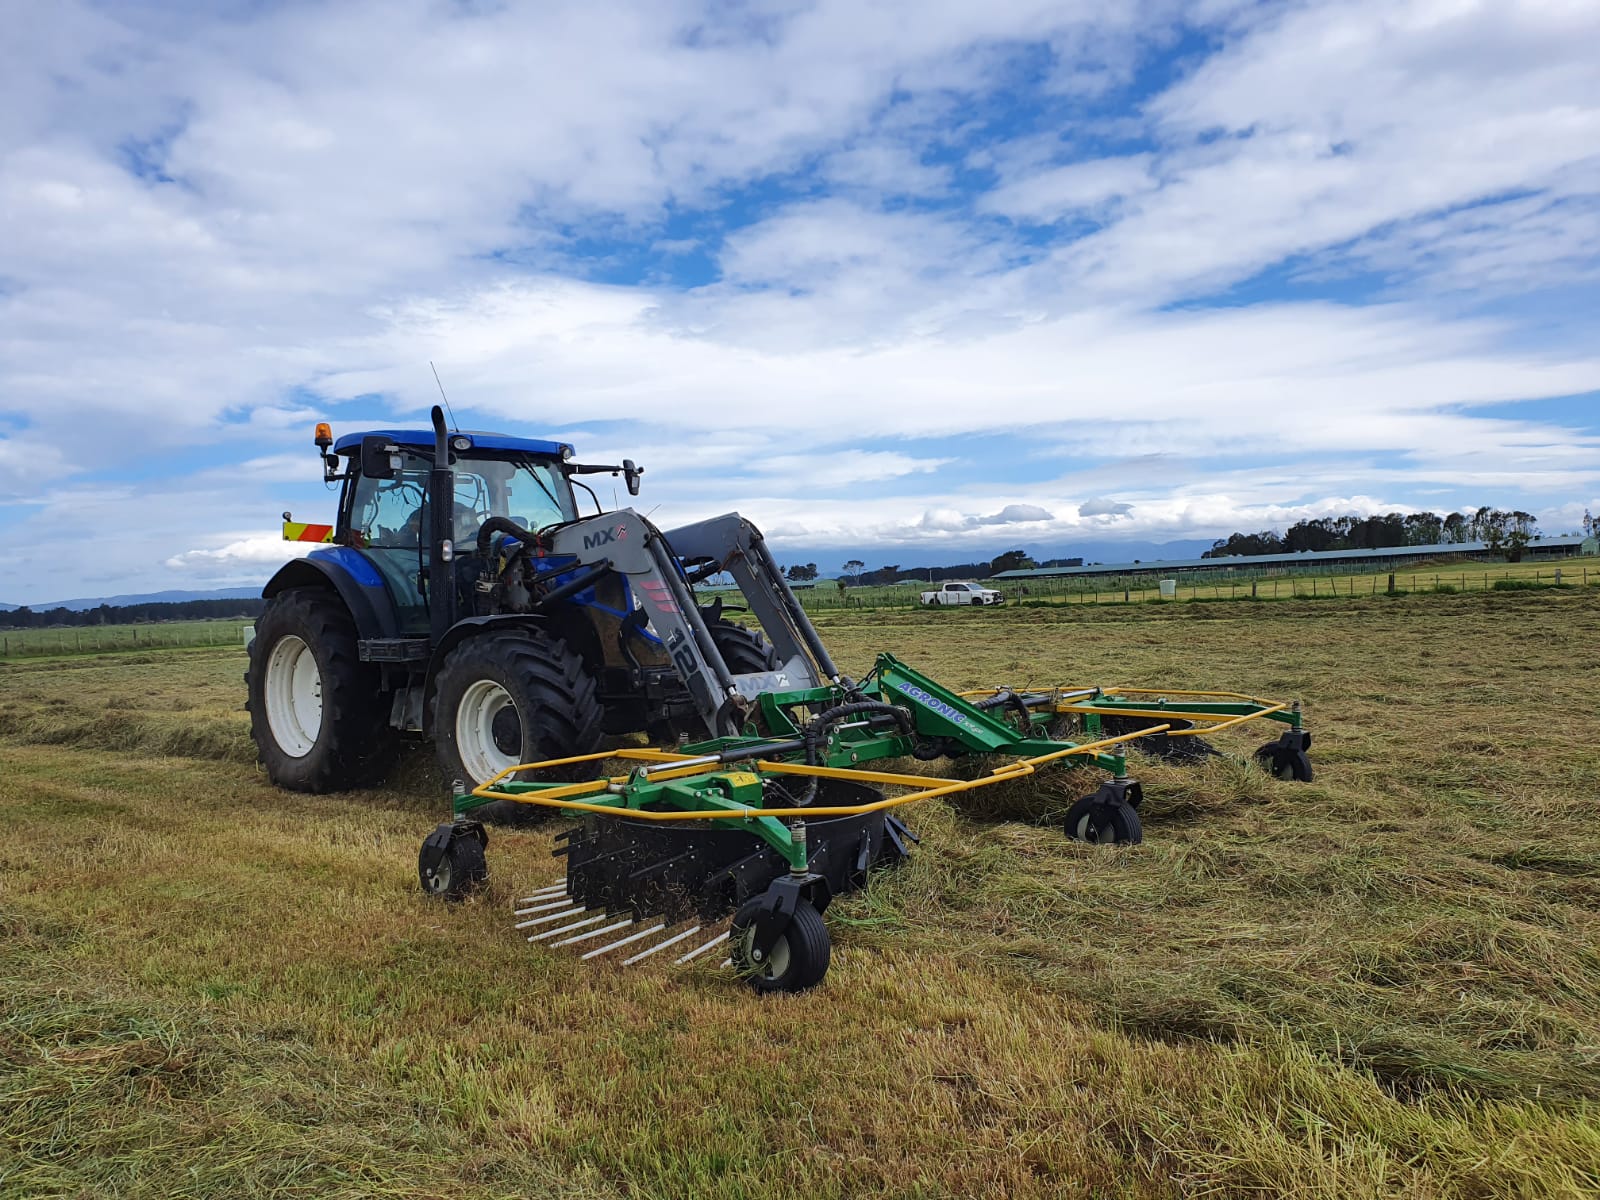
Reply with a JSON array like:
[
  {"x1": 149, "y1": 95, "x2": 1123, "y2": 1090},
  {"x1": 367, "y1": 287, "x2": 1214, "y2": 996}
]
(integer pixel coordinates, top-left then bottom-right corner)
[{"x1": 429, "y1": 361, "x2": 460, "y2": 432}]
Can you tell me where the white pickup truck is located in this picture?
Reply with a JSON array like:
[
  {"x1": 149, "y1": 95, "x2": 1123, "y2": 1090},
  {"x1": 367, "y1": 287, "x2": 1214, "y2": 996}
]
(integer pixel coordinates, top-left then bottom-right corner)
[{"x1": 920, "y1": 581, "x2": 1005, "y2": 606}]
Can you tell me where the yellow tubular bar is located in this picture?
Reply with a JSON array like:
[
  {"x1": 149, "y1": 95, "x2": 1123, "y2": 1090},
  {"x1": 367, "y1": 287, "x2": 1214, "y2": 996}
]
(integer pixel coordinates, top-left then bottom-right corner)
[
  {"x1": 1057, "y1": 702, "x2": 1286, "y2": 735},
  {"x1": 467, "y1": 726, "x2": 1166, "y2": 820},
  {"x1": 1104, "y1": 686, "x2": 1281, "y2": 705},
  {"x1": 958, "y1": 684, "x2": 1285, "y2": 711}
]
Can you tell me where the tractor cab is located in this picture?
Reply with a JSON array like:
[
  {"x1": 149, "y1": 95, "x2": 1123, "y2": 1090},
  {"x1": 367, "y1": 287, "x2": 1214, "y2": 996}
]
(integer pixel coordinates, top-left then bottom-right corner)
[{"x1": 328, "y1": 429, "x2": 581, "y2": 634}]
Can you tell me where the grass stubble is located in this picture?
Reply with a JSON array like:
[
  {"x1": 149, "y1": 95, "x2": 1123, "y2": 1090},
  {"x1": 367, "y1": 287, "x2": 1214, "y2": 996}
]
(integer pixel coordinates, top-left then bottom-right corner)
[{"x1": 1, "y1": 591, "x2": 1598, "y2": 1198}]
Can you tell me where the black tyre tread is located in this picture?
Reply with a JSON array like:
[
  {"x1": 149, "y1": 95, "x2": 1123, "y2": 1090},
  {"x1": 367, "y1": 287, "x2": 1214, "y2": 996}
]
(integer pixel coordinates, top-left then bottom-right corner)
[
  {"x1": 419, "y1": 835, "x2": 487, "y2": 900},
  {"x1": 1064, "y1": 796, "x2": 1143, "y2": 845},
  {"x1": 247, "y1": 587, "x2": 394, "y2": 793},
  {"x1": 705, "y1": 618, "x2": 781, "y2": 674},
  {"x1": 434, "y1": 629, "x2": 605, "y2": 823},
  {"x1": 1255, "y1": 742, "x2": 1314, "y2": 783},
  {"x1": 730, "y1": 897, "x2": 831, "y2": 994}
]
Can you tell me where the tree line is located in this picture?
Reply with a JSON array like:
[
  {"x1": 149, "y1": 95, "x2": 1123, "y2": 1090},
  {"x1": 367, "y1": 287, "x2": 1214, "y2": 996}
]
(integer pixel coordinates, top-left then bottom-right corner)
[
  {"x1": 786, "y1": 549, "x2": 1077, "y2": 587},
  {"x1": 1202, "y1": 507, "x2": 1553, "y2": 563},
  {"x1": 0, "y1": 597, "x2": 266, "y2": 629}
]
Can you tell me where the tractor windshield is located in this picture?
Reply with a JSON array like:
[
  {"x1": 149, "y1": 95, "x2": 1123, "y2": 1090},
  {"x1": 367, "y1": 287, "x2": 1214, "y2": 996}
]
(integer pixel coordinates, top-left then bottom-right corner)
[
  {"x1": 455, "y1": 455, "x2": 576, "y2": 535},
  {"x1": 348, "y1": 453, "x2": 575, "y2": 550}
]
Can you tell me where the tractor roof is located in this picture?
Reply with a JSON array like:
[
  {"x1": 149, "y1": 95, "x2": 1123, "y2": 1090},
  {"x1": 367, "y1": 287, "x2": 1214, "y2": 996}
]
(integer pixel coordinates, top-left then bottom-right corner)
[{"x1": 333, "y1": 429, "x2": 573, "y2": 458}]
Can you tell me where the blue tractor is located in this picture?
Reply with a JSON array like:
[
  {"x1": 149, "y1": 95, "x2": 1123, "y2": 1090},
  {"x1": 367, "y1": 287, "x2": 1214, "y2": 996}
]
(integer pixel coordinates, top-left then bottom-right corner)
[{"x1": 248, "y1": 406, "x2": 839, "y2": 821}]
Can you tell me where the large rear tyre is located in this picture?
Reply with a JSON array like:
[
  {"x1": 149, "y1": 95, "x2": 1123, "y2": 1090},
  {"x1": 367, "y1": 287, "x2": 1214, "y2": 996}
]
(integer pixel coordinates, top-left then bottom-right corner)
[
  {"x1": 247, "y1": 588, "x2": 394, "y2": 792},
  {"x1": 433, "y1": 629, "x2": 604, "y2": 825}
]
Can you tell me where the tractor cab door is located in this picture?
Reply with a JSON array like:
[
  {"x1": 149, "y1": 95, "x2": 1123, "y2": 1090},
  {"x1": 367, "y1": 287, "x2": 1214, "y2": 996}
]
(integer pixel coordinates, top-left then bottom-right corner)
[{"x1": 343, "y1": 453, "x2": 432, "y2": 634}]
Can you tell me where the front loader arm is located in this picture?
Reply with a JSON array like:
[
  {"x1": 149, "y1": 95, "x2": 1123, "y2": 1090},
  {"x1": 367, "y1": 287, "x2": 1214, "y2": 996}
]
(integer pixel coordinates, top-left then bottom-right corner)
[{"x1": 546, "y1": 510, "x2": 746, "y2": 735}]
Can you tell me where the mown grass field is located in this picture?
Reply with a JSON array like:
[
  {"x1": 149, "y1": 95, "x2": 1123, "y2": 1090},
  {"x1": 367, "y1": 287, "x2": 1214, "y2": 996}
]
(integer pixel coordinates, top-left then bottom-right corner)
[{"x1": 3, "y1": 592, "x2": 1598, "y2": 1197}]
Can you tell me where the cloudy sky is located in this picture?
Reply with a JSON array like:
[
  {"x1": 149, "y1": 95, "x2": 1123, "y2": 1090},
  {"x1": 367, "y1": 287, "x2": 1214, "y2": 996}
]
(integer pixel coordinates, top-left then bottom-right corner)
[{"x1": 3, "y1": 0, "x2": 1599, "y2": 603}]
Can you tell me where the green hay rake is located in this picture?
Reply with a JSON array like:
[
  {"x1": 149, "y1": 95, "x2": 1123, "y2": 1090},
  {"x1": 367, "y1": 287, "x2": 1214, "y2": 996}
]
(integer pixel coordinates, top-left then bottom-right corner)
[{"x1": 419, "y1": 652, "x2": 1310, "y2": 993}]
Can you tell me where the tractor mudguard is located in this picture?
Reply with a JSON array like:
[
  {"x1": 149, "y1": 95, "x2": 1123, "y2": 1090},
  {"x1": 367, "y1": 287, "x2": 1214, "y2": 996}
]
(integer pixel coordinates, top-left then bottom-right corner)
[{"x1": 264, "y1": 551, "x2": 399, "y2": 641}]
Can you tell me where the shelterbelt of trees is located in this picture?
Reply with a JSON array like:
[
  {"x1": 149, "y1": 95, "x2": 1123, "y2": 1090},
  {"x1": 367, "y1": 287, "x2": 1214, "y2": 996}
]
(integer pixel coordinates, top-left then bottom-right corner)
[
  {"x1": 0, "y1": 597, "x2": 266, "y2": 629},
  {"x1": 1202, "y1": 506, "x2": 1595, "y2": 561}
]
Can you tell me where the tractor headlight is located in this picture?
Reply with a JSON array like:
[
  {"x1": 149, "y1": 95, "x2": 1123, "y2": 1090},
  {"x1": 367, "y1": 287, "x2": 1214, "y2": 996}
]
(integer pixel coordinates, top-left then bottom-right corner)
[{"x1": 450, "y1": 435, "x2": 472, "y2": 452}]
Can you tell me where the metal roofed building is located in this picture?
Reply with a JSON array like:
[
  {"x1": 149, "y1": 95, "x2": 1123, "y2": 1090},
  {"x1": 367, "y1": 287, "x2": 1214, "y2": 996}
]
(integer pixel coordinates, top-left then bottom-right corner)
[{"x1": 991, "y1": 535, "x2": 1595, "y2": 581}]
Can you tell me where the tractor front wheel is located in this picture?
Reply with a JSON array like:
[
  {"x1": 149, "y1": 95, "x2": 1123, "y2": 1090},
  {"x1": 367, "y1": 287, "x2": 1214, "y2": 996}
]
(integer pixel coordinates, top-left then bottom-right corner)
[
  {"x1": 247, "y1": 588, "x2": 394, "y2": 792},
  {"x1": 433, "y1": 630, "x2": 604, "y2": 824},
  {"x1": 705, "y1": 616, "x2": 781, "y2": 674}
]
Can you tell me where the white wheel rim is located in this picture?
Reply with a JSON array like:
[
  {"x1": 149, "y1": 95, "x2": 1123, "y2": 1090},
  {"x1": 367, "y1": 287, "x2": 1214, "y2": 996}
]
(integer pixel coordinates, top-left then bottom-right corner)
[
  {"x1": 264, "y1": 634, "x2": 322, "y2": 758},
  {"x1": 456, "y1": 679, "x2": 522, "y2": 784},
  {"x1": 739, "y1": 924, "x2": 792, "y2": 981},
  {"x1": 1075, "y1": 810, "x2": 1115, "y2": 844}
]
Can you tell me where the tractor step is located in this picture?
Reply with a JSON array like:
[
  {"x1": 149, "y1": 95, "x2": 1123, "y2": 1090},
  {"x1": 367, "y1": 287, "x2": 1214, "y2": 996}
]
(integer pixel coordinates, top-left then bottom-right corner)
[
  {"x1": 358, "y1": 637, "x2": 431, "y2": 662},
  {"x1": 513, "y1": 883, "x2": 733, "y2": 969}
]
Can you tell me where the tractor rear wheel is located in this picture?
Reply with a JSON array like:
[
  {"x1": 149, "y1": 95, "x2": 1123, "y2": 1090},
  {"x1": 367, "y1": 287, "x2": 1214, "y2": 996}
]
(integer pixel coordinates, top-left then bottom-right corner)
[
  {"x1": 247, "y1": 588, "x2": 394, "y2": 792},
  {"x1": 433, "y1": 629, "x2": 604, "y2": 825}
]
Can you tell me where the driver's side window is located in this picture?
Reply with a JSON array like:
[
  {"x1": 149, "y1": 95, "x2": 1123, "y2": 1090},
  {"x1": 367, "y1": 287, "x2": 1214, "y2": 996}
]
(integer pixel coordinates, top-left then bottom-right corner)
[{"x1": 349, "y1": 457, "x2": 429, "y2": 549}]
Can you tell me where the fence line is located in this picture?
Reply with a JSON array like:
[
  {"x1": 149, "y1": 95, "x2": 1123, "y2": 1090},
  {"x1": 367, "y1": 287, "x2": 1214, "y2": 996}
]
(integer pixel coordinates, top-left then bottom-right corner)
[
  {"x1": 0, "y1": 621, "x2": 252, "y2": 660},
  {"x1": 797, "y1": 563, "x2": 1594, "y2": 614}
]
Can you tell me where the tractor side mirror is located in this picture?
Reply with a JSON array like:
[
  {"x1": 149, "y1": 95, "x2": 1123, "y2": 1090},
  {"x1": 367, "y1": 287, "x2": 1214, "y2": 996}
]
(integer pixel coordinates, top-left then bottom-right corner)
[
  {"x1": 623, "y1": 459, "x2": 643, "y2": 496},
  {"x1": 360, "y1": 436, "x2": 399, "y2": 481}
]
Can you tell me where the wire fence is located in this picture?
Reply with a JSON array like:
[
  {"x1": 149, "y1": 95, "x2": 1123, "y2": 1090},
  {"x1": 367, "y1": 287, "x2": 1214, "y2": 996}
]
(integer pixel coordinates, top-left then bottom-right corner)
[
  {"x1": 0, "y1": 620, "x2": 254, "y2": 660},
  {"x1": 797, "y1": 562, "x2": 1598, "y2": 613}
]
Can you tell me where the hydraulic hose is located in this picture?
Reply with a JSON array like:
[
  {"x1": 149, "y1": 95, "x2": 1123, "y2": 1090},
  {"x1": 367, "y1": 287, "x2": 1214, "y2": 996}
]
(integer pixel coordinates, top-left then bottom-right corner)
[
  {"x1": 793, "y1": 700, "x2": 914, "y2": 806},
  {"x1": 476, "y1": 516, "x2": 535, "y2": 558}
]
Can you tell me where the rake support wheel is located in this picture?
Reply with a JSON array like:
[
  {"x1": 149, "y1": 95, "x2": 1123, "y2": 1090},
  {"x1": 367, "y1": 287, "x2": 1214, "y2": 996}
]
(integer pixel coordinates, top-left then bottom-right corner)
[
  {"x1": 1064, "y1": 780, "x2": 1144, "y2": 845},
  {"x1": 1255, "y1": 729, "x2": 1314, "y2": 782},
  {"x1": 729, "y1": 888, "x2": 831, "y2": 994},
  {"x1": 418, "y1": 822, "x2": 488, "y2": 901}
]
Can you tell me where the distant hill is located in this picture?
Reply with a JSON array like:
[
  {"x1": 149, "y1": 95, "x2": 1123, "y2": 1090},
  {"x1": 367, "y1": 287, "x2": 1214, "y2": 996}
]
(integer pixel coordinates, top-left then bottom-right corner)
[{"x1": 0, "y1": 586, "x2": 263, "y2": 612}]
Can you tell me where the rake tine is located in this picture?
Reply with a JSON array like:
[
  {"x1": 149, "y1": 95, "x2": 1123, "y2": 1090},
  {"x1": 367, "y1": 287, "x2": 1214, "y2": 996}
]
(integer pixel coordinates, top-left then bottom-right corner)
[
  {"x1": 719, "y1": 958, "x2": 732, "y2": 969},
  {"x1": 551, "y1": 918, "x2": 634, "y2": 948},
  {"x1": 528, "y1": 914, "x2": 607, "y2": 942},
  {"x1": 581, "y1": 922, "x2": 667, "y2": 960},
  {"x1": 514, "y1": 905, "x2": 586, "y2": 929},
  {"x1": 622, "y1": 925, "x2": 702, "y2": 965},
  {"x1": 674, "y1": 931, "x2": 727, "y2": 965},
  {"x1": 513, "y1": 897, "x2": 577, "y2": 916},
  {"x1": 518, "y1": 884, "x2": 568, "y2": 902}
]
